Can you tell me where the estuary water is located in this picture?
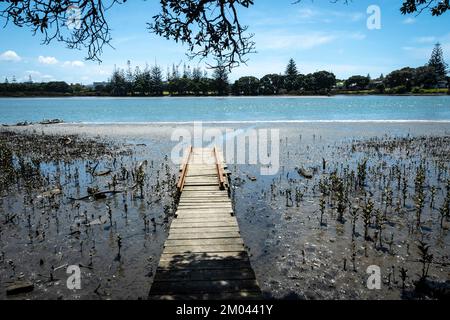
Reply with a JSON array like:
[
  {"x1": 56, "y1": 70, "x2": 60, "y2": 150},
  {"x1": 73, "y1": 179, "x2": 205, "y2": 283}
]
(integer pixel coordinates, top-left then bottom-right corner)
[{"x1": 0, "y1": 95, "x2": 450, "y2": 124}]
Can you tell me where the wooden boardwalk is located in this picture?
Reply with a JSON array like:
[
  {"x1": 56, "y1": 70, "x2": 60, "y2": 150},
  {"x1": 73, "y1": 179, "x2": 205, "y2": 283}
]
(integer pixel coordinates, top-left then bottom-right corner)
[{"x1": 148, "y1": 147, "x2": 261, "y2": 300}]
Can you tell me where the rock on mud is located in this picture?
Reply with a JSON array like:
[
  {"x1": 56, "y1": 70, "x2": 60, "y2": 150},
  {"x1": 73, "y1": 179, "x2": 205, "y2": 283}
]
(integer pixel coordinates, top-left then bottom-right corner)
[
  {"x1": 296, "y1": 167, "x2": 314, "y2": 179},
  {"x1": 6, "y1": 281, "x2": 34, "y2": 295}
]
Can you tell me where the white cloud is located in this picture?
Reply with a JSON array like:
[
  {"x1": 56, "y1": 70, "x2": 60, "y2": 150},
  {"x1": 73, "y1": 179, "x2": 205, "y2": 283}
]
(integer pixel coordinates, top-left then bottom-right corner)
[
  {"x1": 38, "y1": 56, "x2": 58, "y2": 64},
  {"x1": 256, "y1": 29, "x2": 365, "y2": 52},
  {"x1": 22, "y1": 70, "x2": 55, "y2": 82},
  {"x1": 414, "y1": 36, "x2": 437, "y2": 44},
  {"x1": 403, "y1": 17, "x2": 416, "y2": 25},
  {"x1": 349, "y1": 32, "x2": 367, "y2": 41},
  {"x1": 63, "y1": 60, "x2": 85, "y2": 67},
  {"x1": 0, "y1": 50, "x2": 21, "y2": 62},
  {"x1": 258, "y1": 32, "x2": 336, "y2": 50},
  {"x1": 297, "y1": 8, "x2": 318, "y2": 19},
  {"x1": 349, "y1": 12, "x2": 365, "y2": 22}
]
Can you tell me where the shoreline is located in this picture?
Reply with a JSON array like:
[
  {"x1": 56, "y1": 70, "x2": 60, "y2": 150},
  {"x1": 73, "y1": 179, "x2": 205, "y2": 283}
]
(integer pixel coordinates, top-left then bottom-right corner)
[
  {"x1": 3, "y1": 121, "x2": 450, "y2": 142},
  {"x1": 0, "y1": 93, "x2": 449, "y2": 99},
  {"x1": 3, "y1": 119, "x2": 450, "y2": 127},
  {"x1": 1, "y1": 123, "x2": 449, "y2": 300}
]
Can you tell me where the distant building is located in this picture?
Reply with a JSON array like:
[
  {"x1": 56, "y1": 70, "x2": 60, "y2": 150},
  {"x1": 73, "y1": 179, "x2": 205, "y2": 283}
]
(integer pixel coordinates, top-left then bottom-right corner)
[
  {"x1": 437, "y1": 80, "x2": 448, "y2": 89},
  {"x1": 93, "y1": 81, "x2": 108, "y2": 87},
  {"x1": 335, "y1": 81, "x2": 345, "y2": 89},
  {"x1": 86, "y1": 81, "x2": 108, "y2": 88}
]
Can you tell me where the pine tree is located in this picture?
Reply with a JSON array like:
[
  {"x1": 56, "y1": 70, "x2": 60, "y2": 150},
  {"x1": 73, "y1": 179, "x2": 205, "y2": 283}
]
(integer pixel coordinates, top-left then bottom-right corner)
[
  {"x1": 125, "y1": 60, "x2": 134, "y2": 94},
  {"x1": 285, "y1": 58, "x2": 298, "y2": 77},
  {"x1": 192, "y1": 67, "x2": 202, "y2": 82},
  {"x1": 213, "y1": 64, "x2": 229, "y2": 96},
  {"x1": 428, "y1": 42, "x2": 448, "y2": 80},
  {"x1": 150, "y1": 65, "x2": 163, "y2": 96},
  {"x1": 284, "y1": 58, "x2": 299, "y2": 92}
]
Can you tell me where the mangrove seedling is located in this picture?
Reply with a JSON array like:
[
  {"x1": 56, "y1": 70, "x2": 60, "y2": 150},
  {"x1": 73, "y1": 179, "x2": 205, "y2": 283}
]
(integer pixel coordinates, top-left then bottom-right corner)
[
  {"x1": 430, "y1": 186, "x2": 436, "y2": 209},
  {"x1": 375, "y1": 209, "x2": 386, "y2": 248},
  {"x1": 357, "y1": 159, "x2": 368, "y2": 188},
  {"x1": 399, "y1": 267, "x2": 408, "y2": 290},
  {"x1": 417, "y1": 240, "x2": 433, "y2": 281},
  {"x1": 439, "y1": 198, "x2": 449, "y2": 228},
  {"x1": 349, "y1": 207, "x2": 359, "y2": 240},
  {"x1": 319, "y1": 197, "x2": 326, "y2": 227},
  {"x1": 363, "y1": 199, "x2": 374, "y2": 241},
  {"x1": 117, "y1": 234, "x2": 122, "y2": 258}
]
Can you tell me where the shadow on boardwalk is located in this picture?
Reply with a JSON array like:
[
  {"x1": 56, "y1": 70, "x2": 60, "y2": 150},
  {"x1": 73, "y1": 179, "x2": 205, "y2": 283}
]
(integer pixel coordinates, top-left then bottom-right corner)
[{"x1": 148, "y1": 251, "x2": 263, "y2": 300}]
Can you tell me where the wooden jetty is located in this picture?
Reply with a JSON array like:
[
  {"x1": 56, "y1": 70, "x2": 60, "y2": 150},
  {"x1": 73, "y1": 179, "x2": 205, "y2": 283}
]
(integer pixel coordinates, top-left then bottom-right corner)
[{"x1": 148, "y1": 147, "x2": 262, "y2": 300}]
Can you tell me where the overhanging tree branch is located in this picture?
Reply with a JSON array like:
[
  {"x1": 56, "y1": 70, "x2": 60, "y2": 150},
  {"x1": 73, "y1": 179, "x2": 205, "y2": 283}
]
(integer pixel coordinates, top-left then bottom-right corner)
[
  {"x1": 0, "y1": 0, "x2": 125, "y2": 62},
  {"x1": 0, "y1": 0, "x2": 447, "y2": 69},
  {"x1": 148, "y1": 0, "x2": 256, "y2": 70}
]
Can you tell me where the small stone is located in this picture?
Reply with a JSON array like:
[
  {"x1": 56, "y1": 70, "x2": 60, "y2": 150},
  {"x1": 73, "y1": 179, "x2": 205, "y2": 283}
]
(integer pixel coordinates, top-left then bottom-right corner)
[{"x1": 6, "y1": 281, "x2": 34, "y2": 295}]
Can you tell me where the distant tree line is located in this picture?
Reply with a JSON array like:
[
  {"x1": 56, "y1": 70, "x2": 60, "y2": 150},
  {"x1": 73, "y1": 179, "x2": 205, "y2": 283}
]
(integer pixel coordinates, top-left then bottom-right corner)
[
  {"x1": 1, "y1": 44, "x2": 449, "y2": 97},
  {"x1": 340, "y1": 43, "x2": 449, "y2": 94},
  {"x1": 0, "y1": 79, "x2": 74, "y2": 96},
  {"x1": 90, "y1": 60, "x2": 231, "y2": 96}
]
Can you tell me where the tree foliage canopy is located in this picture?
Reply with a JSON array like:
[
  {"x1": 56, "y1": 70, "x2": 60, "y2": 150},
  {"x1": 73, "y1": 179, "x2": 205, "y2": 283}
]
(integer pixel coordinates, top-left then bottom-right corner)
[
  {"x1": 428, "y1": 42, "x2": 449, "y2": 80},
  {"x1": 0, "y1": 1, "x2": 447, "y2": 69}
]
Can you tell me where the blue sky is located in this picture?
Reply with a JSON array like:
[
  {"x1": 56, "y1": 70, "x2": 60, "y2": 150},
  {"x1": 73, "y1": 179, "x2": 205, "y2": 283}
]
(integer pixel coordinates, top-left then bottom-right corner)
[{"x1": 0, "y1": 0, "x2": 449, "y2": 84}]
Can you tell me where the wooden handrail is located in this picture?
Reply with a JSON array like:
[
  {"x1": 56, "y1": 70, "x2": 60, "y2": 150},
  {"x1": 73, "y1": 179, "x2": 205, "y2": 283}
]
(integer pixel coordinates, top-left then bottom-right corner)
[
  {"x1": 177, "y1": 145, "x2": 192, "y2": 191},
  {"x1": 213, "y1": 146, "x2": 227, "y2": 190}
]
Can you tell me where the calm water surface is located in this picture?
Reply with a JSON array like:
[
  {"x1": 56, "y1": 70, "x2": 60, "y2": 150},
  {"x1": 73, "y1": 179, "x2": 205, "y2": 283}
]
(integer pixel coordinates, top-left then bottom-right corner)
[{"x1": 0, "y1": 96, "x2": 450, "y2": 124}]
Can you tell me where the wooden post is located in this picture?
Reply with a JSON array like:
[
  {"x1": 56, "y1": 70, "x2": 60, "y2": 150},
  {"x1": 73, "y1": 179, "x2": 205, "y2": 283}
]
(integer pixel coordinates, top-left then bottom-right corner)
[{"x1": 177, "y1": 145, "x2": 192, "y2": 191}]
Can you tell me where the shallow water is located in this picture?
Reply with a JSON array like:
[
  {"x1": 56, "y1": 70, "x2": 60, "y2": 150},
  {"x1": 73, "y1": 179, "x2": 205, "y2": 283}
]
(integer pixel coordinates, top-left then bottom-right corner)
[
  {"x1": 1, "y1": 96, "x2": 450, "y2": 124},
  {"x1": 1, "y1": 123, "x2": 449, "y2": 299}
]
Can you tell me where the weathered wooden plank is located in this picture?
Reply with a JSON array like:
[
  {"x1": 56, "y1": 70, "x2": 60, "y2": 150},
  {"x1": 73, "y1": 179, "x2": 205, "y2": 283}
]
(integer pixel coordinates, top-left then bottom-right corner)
[
  {"x1": 175, "y1": 213, "x2": 234, "y2": 219},
  {"x1": 153, "y1": 268, "x2": 255, "y2": 282},
  {"x1": 182, "y1": 186, "x2": 221, "y2": 191},
  {"x1": 186, "y1": 172, "x2": 218, "y2": 176},
  {"x1": 169, "y1": 226, "x2": 239, "y2": 234},
  {"x1": 162, "y1": 244, "x2": 244, "y2": 254},
  {"x1": 170, "y1": 221, "x2": 238, "y2": 228},
  {"x1": 181, "y1": 189, "x2": 226, "y2": 192},
  {"x1": 176, "y1": 207, "x2": 233, "y2": 212},
  {"x1": 149, "y1": 279, "x2": 260, "y2": 295},
  {"x1": 173, "y1": 218, "x2": 237, "y2": 226},
  {"x1": 176, "y1": 205, "x2": 232, "y2": 210},
  {"x1": 176, "y1": 208, "x2": 233, "y2": 217},
  {"x1": 180, "y1": 195, "x2": 229, "y2": 199},
  {"x1": 179, "y1": 199, "x2": 230, "y2": 203},
  {"x1": 180, "y1": 196, "x2": 229, "y2": 201},
  {"x1": 178, "y1": 201, "x2": 231, "y2": 205},
  {"x1": 167, "y1": 231, "x2": 240, "y2": 240},
  {"x1": 175, "y1": 214, "x2": 235, "y2": 221},
  {"x1": 182, "y1": 185, "x2": 221, "y2": 189},
  {"x1": 176, "y1": 208, "x2": 233, "y2": 212},
  {"x1": 165, "y1": 238, "x2": 243, "y2": 247},
  {"x1": 184, "y1": 177, "x2": 219, "y2": 181},
  {"x1": 159, "y1": 250, "x2": 248, "y2": 260},
  {"x1": 175, "y1": 214, "x2": 233, "y2": 221},
  {"x1": 184, "y1": 183, "x2": 220, "y2": 187},
  {"x1": 149, "y1": 291, "x2": 261, "y2": 300},
  {"x1": 177, "y1": 204, "x2": 232, "y2": 209},
  {"x1": 151, "y1": 147, "x2": 260, "y2": 299},
  {"x1": 158, "y1": 257, "x2": 248, "y2": 269},
  {"x1": 157, "y1": 258, "x2": 251, "y2": 271}
]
